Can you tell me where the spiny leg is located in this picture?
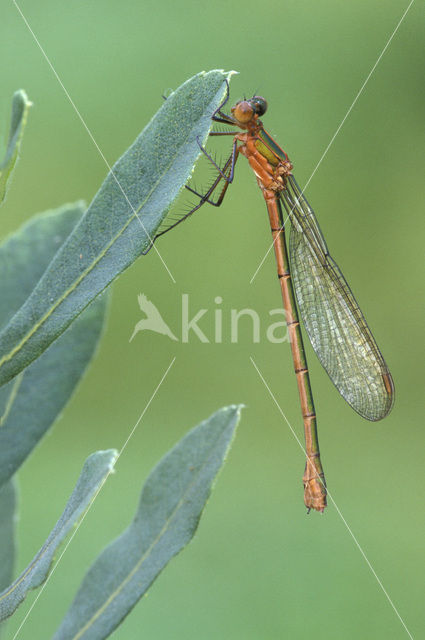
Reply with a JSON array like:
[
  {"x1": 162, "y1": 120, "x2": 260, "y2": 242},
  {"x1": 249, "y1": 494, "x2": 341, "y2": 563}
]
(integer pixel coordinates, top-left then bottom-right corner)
[
  {"x1": 186, "y1": 145, "x2": 240, "y2": 207},
  {"x1": 211, "y1": 79, "x2": 236, "y2": 125},
  {"x1": 141, "y1": 144, "x2": 239, "y2": 255},
  {"x1": 141, "y1": 81, "x2": 239, "y2": 255},
  {"x1": 196, "y1": 135, "x2": 238, "y2": 181}
]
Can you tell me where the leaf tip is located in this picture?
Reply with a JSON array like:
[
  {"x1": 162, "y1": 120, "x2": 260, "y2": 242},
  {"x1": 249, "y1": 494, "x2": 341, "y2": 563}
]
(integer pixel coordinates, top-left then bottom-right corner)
[
  {"x1": 225, "y1": 403, "x2": 245, "y2": 415},
  {"x1": 104, "y1": 448, "x2": 119, "y2": 471}
]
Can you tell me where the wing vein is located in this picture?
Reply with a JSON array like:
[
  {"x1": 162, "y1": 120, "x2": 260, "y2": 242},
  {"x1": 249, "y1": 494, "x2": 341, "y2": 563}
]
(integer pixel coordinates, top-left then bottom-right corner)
[{"x1": 281, "y1": 176, "x2": 394, "y2": 421}]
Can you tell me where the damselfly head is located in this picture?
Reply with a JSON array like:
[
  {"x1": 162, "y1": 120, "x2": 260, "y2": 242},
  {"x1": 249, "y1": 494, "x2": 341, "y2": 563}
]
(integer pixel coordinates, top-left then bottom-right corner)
[{"x1": 231, "y1": 96, "x2": 267, "y2": 125}]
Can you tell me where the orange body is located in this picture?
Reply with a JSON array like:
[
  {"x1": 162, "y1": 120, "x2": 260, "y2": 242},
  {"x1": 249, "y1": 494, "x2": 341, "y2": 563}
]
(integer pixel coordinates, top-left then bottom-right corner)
[{"x1": 230, "y1": 98, "x2": 327, "y2": 511}]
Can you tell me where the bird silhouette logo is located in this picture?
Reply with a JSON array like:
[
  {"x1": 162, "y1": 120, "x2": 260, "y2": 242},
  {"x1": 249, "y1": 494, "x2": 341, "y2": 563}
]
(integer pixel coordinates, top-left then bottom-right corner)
[{"x1": 129, "y1": 294, "x2": 178, "y2": 342}]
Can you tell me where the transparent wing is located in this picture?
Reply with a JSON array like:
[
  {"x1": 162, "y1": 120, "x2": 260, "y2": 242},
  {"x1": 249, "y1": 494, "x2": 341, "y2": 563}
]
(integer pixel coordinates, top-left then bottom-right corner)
[{"x1": 281, "y1": 175, "x2": 394, "y2": 421}]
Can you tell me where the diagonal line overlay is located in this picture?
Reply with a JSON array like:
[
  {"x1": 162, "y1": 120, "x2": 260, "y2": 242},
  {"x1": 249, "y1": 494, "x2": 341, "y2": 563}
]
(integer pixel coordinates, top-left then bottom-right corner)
[
  {"x1": 13, "y1": 0, "x2": 176, "y2": 283},
  {"x1": 249, "y1": 0, "x2": 415, "y2": 284},
  {"x1": 250, "y1": 356, "x2": 413, "y2": 640},
  {"x1": 11, "y1": 357, "x2": 176, "y2": 639}
]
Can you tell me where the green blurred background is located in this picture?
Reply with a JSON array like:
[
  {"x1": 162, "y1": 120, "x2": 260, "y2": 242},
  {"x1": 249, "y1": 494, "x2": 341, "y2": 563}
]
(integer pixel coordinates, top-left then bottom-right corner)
[{"x1": 1, "y1": 1, "x2": 424, "y2": 638}]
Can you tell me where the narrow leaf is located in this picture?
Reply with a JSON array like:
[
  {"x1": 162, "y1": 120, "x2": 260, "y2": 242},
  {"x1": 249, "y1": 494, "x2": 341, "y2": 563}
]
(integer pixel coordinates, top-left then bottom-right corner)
[
  {"x1": 0, "y1": 480, "x2": 17, "y2": 638},
  {"x1": 0, "y1": 70, "x2": 233, "y2": 387},
  {"x1": 0, "y1": 450, "x2": 118, "y2": 621},
  {"x1": 0, "y1": 90, "x2": 31, "y2": 204},
  {"x1": 0, "y1": 204, "x2": 109, "y2": 488},
  {"x1": 54, "y1": 405, "x2": 242, "y2": 640},
  {"x1": 0, "y1": 480, "x2": 17, "y2": 591}
]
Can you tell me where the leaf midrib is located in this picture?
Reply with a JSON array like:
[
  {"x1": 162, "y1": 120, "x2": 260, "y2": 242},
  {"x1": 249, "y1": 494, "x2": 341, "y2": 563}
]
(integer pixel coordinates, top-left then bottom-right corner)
[
  {"x1": 0, "y1": 94, "x2": 219, "y2": 374},
  {"x1": 69, "y1": 427, "x2": 228, "y2": 640}
]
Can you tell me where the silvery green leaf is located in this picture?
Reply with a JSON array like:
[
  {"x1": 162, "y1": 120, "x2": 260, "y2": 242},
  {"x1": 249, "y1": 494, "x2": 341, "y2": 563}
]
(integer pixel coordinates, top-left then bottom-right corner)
[
  {"x1": 54, "y1": 405, "x2": 242, "y2": 640},
  {"x1": 0, "y1": 204, "x2": 109, "y2": 487},
  {"x1": 0, "y1": 90, "x2": 31, "y2": 204},
  {"x1": 0, "y1": 450, "x2": 118, "y2": 621},
  {"x1": 0, "y1": 70, "x2": 233, "y2": 387},
  {"x1": 0, "y1": 479, "x2": 17, "y2": 638}
]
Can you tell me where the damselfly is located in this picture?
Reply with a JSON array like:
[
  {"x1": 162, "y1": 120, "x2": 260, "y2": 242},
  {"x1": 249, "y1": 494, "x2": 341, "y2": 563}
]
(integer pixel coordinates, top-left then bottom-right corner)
[{"x1": 147, "y1": 85, "x2": 395, "y2": 512}]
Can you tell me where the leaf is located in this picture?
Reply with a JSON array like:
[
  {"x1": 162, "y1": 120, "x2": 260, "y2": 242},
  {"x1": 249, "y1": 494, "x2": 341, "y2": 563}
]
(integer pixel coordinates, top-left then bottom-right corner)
[
  {"x1": 0, "y1": 480, "x2": 17, "y2": 639},
  {"x1": 53, "y1": 405, "x2": 242, "y2": 640},
  {"x1": 0, "y1": 449, "x2": 118, "y2": 621},
  {"x1": 0, "y1": 480, "x2": 17, "y2": 591},
  {"x1": 0, "y1": 203, "x2": 109, "y2": 488},
  {"x1": 0, "y1": 90, "x2": 31, "y2": 204},
  {"x1": 0, "y1": 70, "x2": 234, "y2": 388}
]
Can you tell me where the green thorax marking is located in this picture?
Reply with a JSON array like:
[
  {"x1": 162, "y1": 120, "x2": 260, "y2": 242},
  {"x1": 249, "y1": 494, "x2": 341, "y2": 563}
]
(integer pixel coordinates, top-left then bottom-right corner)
[{"x1": 254, "y1": 129, "x2": 288, "y2": 167}]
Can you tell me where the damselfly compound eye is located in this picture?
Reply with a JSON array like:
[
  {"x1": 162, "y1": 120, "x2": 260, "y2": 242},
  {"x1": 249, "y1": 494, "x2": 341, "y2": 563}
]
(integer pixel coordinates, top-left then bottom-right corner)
[{"x1": 251, "y1": 96, "x2": 268, "y2": 116}]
